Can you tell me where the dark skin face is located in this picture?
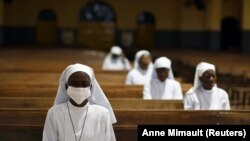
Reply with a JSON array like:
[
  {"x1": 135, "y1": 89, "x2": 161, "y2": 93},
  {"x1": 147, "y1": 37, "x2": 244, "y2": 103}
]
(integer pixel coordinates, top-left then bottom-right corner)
[
  {"x1": 138, "y1": 54, "x2": 151, "y2": 70},
  {"x1": 111, "y1": 54, "x2": 120, "y2": 60},
  {"x1": 156, "y1": 68, "x2": 169, "y2": 82},
  {"x1": 199, "y1": 69, "x2": 216, "y2": 90},
  {"x1": 65, "y1": 71, "x2": 91, "y2": 107}
]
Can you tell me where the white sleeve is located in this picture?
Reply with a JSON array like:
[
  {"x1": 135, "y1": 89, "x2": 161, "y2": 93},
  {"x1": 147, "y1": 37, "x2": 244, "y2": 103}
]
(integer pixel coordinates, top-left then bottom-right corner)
[
  {"x1": 223, "y1": 92, "x2": 231, "y2": 110},
  {"x1": 104, "y1": 110, "x2": 116, "y2": 141},
  {"x1": 42, "y1": 108, "x2": 58, "y2": 141},
  {"x1": 125, "y1": 71, "x2": 133, "y2": 85},
  {"x1": 102, "y1": 56, "x2": 110, "y2": 70},
  {"x1": 124, "y1": 58, "x2": 131, "y2": 70},
  {"x1": 143, "y1": 81, "x2": 152, "y2": 99},
  {"x1": 184, "y1": 94, "x2": 194, "y2": 110},
  {"x1": 174, "y1": 82, "x2": 183, "y2": 100}
]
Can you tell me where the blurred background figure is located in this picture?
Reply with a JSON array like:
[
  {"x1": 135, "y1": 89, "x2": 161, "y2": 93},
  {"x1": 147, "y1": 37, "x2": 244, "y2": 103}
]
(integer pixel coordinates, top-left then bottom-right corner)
[
  {"x1": 125, "y1": 50, "x2": 153, "y2": 85},
  {"x1": 184, "y1": 62, "x2": 231, "y2": 110},
  {"x1": 143, "y1": 57, "x2": 183, "y2": 100},
  {"x1": 102, "y1": 46, "x2": 131, "y2": 70}
]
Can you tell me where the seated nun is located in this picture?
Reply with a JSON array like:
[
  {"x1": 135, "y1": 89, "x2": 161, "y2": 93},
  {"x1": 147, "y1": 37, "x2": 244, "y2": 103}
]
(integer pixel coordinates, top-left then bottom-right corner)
[
  {"x1": 143, "y1": 57, "x2": 183, "y2": 100},
  {"x1": 125, "y1": 50, "x2": 154, "y2": 85},
  {"x1": 43, "y1": 63, "x2": 117, "y2": 141},
  {"x1": 184, "y1": 62, "x2": 230, "y2": 110},
  {"x1": 102, "y1": 46, "x2": 131, "y2": 70}
]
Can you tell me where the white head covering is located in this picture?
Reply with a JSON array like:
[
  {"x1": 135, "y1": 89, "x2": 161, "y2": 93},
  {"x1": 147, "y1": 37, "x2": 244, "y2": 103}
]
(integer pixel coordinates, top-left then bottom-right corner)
[
  {"x1": 110, "y1": 46, "x2": 122, "y2": 55},
  {"x1": 193, "y1": 62, "x2": 216, "y2": 92},
  {"x1": 102, "y1": 45, "x2": 132, "y2": 70},
  {"x1": 152, "y1": 57, "x2": 174, "y2": 80},
  {"x1": 54, "y1": 63, "x2": 117, "y2": 124},
  {"x1": 134, "y1": 50, "x2": 153, "y2": 69}
]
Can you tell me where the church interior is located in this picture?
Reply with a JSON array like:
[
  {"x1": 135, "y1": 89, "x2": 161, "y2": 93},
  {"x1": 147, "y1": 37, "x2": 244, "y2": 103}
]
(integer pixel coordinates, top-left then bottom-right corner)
[{"x1": 0, "y1": 0, "x2": 250, "y2": 140}]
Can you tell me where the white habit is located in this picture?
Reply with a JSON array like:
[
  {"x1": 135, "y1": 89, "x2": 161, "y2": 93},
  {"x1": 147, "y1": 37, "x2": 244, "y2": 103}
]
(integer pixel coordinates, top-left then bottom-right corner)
[
  {"x1": 125, "y1": 50, "x2": 153, "y2": 85},
  {"x1": 143, "y1": 78, "x2": 183, "y2": 100},
  {"x1": 125, "y1": 67, "x2": 153, "y2": 85},
  {"x1": 102, "y1": 46, "x2": 131, "y2": 70},
  {"x1": 43, "y1": 102, "x2": 112, "y2": 141},
  {"x1": 102, "y1": 56, "x2": 131, "y2": 70},
  {"x1": 184, "y1": 62, "x2": 231, "y2": 110},
  {"x1": 44, "y1": 63, "x2": 117, "y2": 141},
  {"x1": 184, "y1": 86, "x2": 230, "y2": 110},
  {"x1": 143, "y1": 57, "x2": 183, "y2": 100}
]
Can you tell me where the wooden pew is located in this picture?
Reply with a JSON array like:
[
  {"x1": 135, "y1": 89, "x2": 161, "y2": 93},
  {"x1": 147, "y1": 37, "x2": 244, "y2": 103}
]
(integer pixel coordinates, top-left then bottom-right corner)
[
  {"x1": 0, "y1": 71, "x2": 129, "y2": 86},
  {"x1": 0, "y1": 85, "x2": 143, "y2": 98},
  {"x1": 1, "y1": 48, "x2": 250, "y2": 141},
  {"x1": 0, "y1": 124, "x2": 136, "y2": 141},
  {"x1": 0, "y1": 71, "x2": 183, "y2": 86},
  {"x1": 1, "y1": 109, "x2": 249, "y2": 125},
  {"x1": 0, "y1": 97, "x2": 184, "y2": 109},
  {"x1": 0, "y1": 83, "x2": 191, "y2": 98},
  {"x1": 229, "y1": 87, "x2": 250, "y2": 110},
  {"x1": 0, "y1": 109, "x2": 249, "y2": 141},
  {"x1": 0, "y1": 60, "x2": 102, "y2": 73},
  {"x1": 2, "y1": 48, "x2": 250, "y2": 86},
  {"x1": 0, "y1": 48, "x2": 106, "y2": 72},
  {"x1": 164, "y1": 49, "x2": 250, "y2": 86}
]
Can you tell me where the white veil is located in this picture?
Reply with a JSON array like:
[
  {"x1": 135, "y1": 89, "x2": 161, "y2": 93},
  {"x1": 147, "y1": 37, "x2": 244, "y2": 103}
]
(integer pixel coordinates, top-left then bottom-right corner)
[
  {"x1": 54, "y1": 63, "x2": 117, "y2": 124},
  {"x1": 151, "y1": 56, "x2": 175, "y2": 80}
]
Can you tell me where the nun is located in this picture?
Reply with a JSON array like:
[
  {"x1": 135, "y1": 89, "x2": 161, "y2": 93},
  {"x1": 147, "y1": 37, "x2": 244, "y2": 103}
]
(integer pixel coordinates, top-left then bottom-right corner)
[
  {"x1": 43, "y1": 63, "x2": 117, "y2": 141},
  {"x1": 143, "y1": 57, "x2": 183, "y2": 100},
  {"x1": 125, "y1": 50, "x2": 154, "y2": 85},
  {"x1": 184, "y1": 62, "x2": 230, "y2": 110},
  {"x1": 102, "y1": 46, "x2": 131, "y2": 70}
]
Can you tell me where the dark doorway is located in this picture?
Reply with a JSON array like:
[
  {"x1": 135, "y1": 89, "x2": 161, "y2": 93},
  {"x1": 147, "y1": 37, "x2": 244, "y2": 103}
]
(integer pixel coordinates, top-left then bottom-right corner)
[
  {"x1": 220, "y1": 17, "x2": 241, "y2": 52},
  {"x1": 136, "y1": 11, "x2": 156, "y2": 50},
  {"x1": 78, "y1": 0, "x2": 116, "y2": 50},
  {"x1": 37, "y1": 9, "x2": 57, "y2": 45}
]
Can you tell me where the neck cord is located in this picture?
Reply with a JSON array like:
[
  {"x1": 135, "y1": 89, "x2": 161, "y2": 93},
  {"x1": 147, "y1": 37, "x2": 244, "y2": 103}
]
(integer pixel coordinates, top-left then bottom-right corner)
[{"x1": 67, "y1": 102, "x2": 88, "y2": 141}]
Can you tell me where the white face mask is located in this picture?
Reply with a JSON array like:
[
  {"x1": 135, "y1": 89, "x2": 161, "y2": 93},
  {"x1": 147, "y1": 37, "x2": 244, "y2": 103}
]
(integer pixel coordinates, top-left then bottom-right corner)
[{"x1": 67, "y1": 86, "x2": 91, "y2": 105}]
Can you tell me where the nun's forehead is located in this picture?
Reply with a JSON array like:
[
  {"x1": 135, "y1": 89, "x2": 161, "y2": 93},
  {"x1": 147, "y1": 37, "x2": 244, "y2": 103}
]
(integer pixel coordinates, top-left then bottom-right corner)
[
  {"x1": 65, "y1": 64, "x2": 93, "y2": 82},
  {"x1": 138, "y1": 54, "x2": 149, "y2": 61},
  {"x1": 140, "y1": 53, "x2": 150, "y2": 58},
  {"x1": 203, "y1": 69, "x2": 216, "y2": 74},
  {"x1": 68, "y1": 71, "x2": 90, "y2": 80},
  {"x1": 156, "y1": 67, "x2": 169, "y2": 71}
]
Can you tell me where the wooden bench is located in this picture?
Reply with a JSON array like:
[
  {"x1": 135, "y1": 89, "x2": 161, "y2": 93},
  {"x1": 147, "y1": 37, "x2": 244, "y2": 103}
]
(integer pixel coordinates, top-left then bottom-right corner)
[
  {"x1": 0, "y1": 48, "x2": 106, "y2": 72},
  {"x1": 0, "y1": 85, "x2": 143, "y2": 98},
  {"x1": 0, "y1": 124, "x2": 136, "y2": 141},
  {"x1": 0, "y1": 71, "x2": 129, "y2": 85},
  {"x1": 163, "y1": 50, "x2": 250, "y2": 86},
  {"x1": 1, "y1": 108, "x2": 249, "y2": 125},
  {"x1": 229, "y1": 87, "x2": 250, "y2": 110},
  {"x1": 0, "y1": 83, "x2": 191, "y2": 98},
  {"x1": 0, "y1": 108, "x2": 249, "y2": 141},
  {"x1": 0, "y1": 71, "x2": 183, "y2": 86},
  {"x1": 0, "y1": 98, "x2": 184, "y2": 109}
]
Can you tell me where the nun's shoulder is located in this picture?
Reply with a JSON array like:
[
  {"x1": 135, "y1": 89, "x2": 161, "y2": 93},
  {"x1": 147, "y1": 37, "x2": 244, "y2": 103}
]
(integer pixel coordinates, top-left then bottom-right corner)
[
  {"x1": 103, "y1": 54, "x2": 111, "y2": 61},
  {"x1": 127, "y1": 68, "x2": 138, "y2": 75},
  {"x1": 184, "y1": 88, "x2": 196, "y2": 96},
  {"x1": 217, "y1": 87, "x2": 229, "y2": 95},
  {"x1": 89, "y1": 104, "x2": 110, "y2": 114},
  {"x1": 47, "y1": 103, "x2": 67, "y2": 114},
  {"x1": 169, "y1": 79, "x2": 181, "y2": 85}
]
